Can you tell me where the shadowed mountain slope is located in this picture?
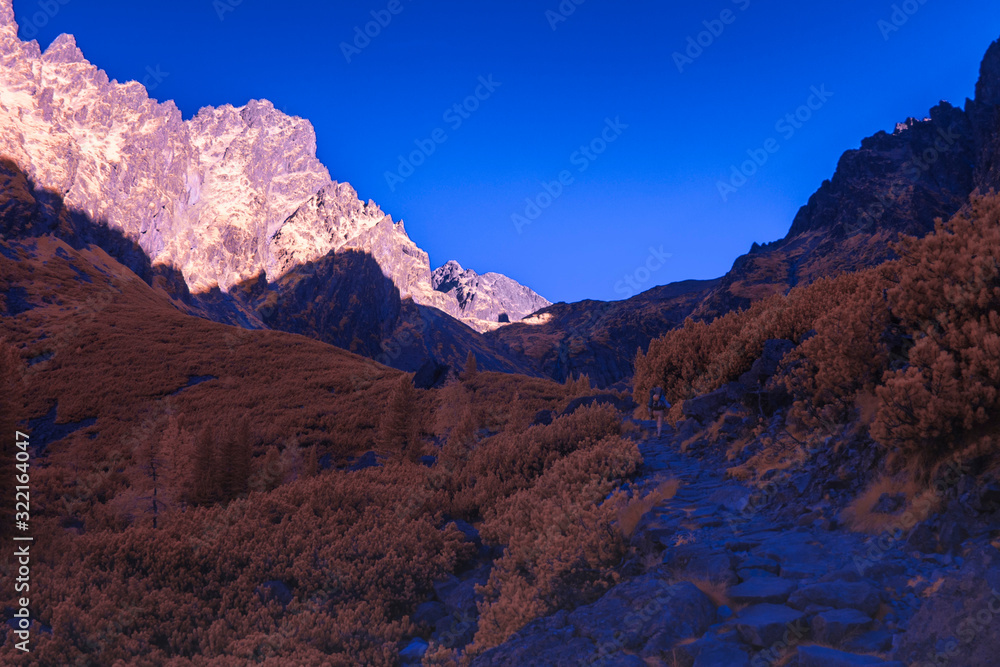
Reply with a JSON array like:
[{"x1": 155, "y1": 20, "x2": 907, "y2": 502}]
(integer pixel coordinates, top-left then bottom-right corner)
[{"x1": 490, "y1": 37, "x2": 1000, "y2": 388}]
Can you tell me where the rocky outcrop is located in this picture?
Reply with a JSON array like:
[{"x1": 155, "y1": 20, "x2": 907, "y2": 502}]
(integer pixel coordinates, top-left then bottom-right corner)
[
  {"x1": 0, "y1": 21, "x2": 440, "y2": 304},
  {"x1": 432, "y1": 260, "x2": 551, "y2": 329}
]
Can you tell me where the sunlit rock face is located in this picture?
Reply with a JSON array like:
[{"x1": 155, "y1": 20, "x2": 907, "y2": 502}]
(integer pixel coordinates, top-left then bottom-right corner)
[
  {"x1": 0, "y1": 5, "x2": 545, "y2": 335},
  {"x1": 432, "y1": 260, "x2": 552, "y2": 328}
]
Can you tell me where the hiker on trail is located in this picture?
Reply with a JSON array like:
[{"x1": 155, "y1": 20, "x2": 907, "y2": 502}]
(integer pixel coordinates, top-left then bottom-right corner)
[{"x1": 648, "y1": 386, "x2": 670, "y2": 438}]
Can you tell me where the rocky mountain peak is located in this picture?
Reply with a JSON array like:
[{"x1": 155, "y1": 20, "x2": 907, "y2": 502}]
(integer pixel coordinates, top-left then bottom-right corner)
[
  {"x1": 42, "y1": 33, "x2": 86, "y2": 64},
  {"x1": 432, "y1": 260, "x2": 552, "y2": 326},
  {"x1": 0, "y1": 0, "x2": 15, "y2": 41},
  {"x1": 430, "y1": 260, "x2": 467, "y2": 290},
  {"x1": 976, "y1": 38, "x2": 1000, "y2": 107}
]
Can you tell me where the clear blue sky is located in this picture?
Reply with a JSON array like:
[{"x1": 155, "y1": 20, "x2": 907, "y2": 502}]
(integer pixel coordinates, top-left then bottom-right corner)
[{"x1": 14, "y1": 0, "x2": 1000, "y2": 303}]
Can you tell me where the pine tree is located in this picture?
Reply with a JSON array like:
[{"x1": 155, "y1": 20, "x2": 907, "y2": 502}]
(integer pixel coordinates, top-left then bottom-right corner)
[
  {"x1": 193, "y1": 426, "x2": 217, "y2": 505},
  {"x1": 377, "y1": 374, "x2": 420, "y2": 452},
  {"x1": 304, "y1": 446, "x2": 319, "y2": 478},
  {"x1": 462, "y1": 351, "x2": 478, "y2": 382},
  {"x1": 162, "y1": 415, "x2": 195, "y2": 505},
  {"x1": 221, "y1": 421, "x2": 252, "y2": 501},
  {"x1": 139, "y1": 432, "x2": 163, "y2": 529}
]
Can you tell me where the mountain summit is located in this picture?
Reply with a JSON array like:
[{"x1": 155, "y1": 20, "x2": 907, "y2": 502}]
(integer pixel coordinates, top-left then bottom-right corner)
[{"x1": 432, "y1": 260, "x2": 551, "y2": 330}]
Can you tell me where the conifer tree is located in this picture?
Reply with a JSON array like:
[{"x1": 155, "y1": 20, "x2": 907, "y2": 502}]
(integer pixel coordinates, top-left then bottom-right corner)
[
  {"x1": 193, "y1": 426, "x2": 217, "y2": 505},
  {"x1": 463, "y1": 351, "x2": 478, "y2": 382},
  {"x1": 304, "y1": 446, "x2": 319, "y2": 478},
  {"x1": 377, "y1": 374, "x2": 420, "y2": 452},
  {"x1": 221, "y1": 421, "x2": 252, "y2": 501},
  {"x1": 162, "y1": 414, "x2": 195, "y2": 505},
  {"x1": 139, "y1": 432, "x2": 163, "y2": 529}
]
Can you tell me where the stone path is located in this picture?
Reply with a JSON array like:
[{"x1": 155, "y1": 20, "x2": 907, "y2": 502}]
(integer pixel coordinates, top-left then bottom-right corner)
[{"x1": 469, "y1": 422, "x2": 981, "y2": 667}]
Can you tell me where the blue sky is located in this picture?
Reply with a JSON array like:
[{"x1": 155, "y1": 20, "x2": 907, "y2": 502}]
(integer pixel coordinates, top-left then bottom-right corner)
[{"x1": 14, "y1": 0, "x2": 1000, "y2": 303}]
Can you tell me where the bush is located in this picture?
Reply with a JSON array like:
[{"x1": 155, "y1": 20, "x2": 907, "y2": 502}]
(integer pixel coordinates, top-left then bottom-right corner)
[
  {"x1": 873, "y1": 196, "x2": 1000, "y2": 468},
  {"x1": 779, "y1": 267, "x2": 895, "y2": 430},
  {"x1": 634, "y1": 270, "x2": 886, "y2": 418},
  {"x1": 471, "y1": 431, "x2": 641, "y2": 650}
]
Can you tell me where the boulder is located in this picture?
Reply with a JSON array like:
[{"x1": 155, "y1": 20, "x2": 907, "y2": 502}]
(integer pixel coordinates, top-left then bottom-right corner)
[
  {"x1": 668, "y1": 635, "x2": 751, "y2": 667},
  {"x1": 682, "y1": 383, "x2": 741, "y2": 424},
  {"x1": 739, "y1": 555, "x2": 780, "y2": 574},
  {"x1": 729, "y1": 577, "x2": 798, "y2": 605},
  {"x1": 787, "y1": 582, "x2": 882, "y2": 617},
  {"x1": 738, "y1": 339, "x2": 795, "y2": 389},
  {"x1": 434, "y1": 612, "x2": 477, "y2": 649},
  {"x1": 469, "y1": 623, "x2": 597, "y2": 667},
  {"x1": 972, "y1": 480, "x2": 1000, "y2": 514},
  {"x1": 905, "y1": 522, "x2": 938, "y2": 554},
  {"x1": 693, "y1": 642, "x2": 751, "y2": 667},
  {"x1": 433, "y1": 563, "x2": 490, "y2": 616},
  {"x1": 469, "y1": 611, "x2": 643, "y2": 667},
  {"x1": 842, "y1": 629, "x2": 893, "y2": 654},
  {"x1": 810, "y1": 608, "x2": 873, "y2": 645},
  {"x1": 566, "y1": 576, "x2": 715, "y2": 654},
  {"x1": 796, "y1": 645, "x2": 905, "y2": 667},
  {"x1": 663, "y1": 545, "x2": 737, "y2": 587},
  {"x1": 734, "y1": 604, "x2": 808, "y2": 647},
  {"x1": 937, "y1": 513, "x2": 969, "y2": 555},
  {"x1": 399, "y1": 638, "x2": 428, "y2": 662}
]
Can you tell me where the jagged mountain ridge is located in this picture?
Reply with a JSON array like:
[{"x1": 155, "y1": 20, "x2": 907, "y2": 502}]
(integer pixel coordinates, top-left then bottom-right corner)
[
  {"x1": 0, "y1": 3, "x2": 545, "y2": 353},
  {"x1": 489, "y1": 37, "x2": 1000, "y2": 387},
  {"x1": 431, "y1": 260, "x2": 552, "y2": 330}
]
